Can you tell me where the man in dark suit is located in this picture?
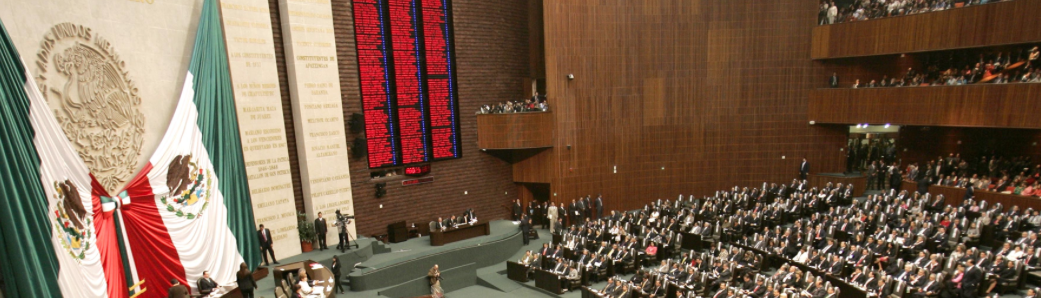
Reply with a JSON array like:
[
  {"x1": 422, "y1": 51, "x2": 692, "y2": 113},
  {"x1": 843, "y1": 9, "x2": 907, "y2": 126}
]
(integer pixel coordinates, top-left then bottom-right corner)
[
  {"x1": 257, "y1": 224, "x2": 278, "y2": 265},
  {"x1": 962, "y1": 260, "x2": 982, "y2": 298},
  {"x1": 520, "y1": 214, "x2": 531, "y2": 245},
  {"x1": 800, "y1": 158, "x2": 810, "y2": 180},
  {"x1": 168, "y1": 279, "x2": 189, "y2": 298},
  {"x1": 512, "y1": 199, "x2": 522, "y2": 221},
  {"x1": 434, "y1": 217, "x2": 445, "y2": 231},
  {"x1": 314, "y1": 212, "x2": 328, "y2": 250},
  {"x1": 197, "y1": 271, "x2": 218, "y2": 296},
  {"x1": 595, "y1": 195, "x2": 604, "y2": 220},
  {"x1": 577, "y1": 198, "x2": 588, "y2": 224}
]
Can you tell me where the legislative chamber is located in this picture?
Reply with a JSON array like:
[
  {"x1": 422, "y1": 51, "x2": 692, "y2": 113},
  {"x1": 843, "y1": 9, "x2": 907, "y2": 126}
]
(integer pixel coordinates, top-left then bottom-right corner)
[{"x1": 1, "y1": 0, "x2": 1040, "y2": 298}]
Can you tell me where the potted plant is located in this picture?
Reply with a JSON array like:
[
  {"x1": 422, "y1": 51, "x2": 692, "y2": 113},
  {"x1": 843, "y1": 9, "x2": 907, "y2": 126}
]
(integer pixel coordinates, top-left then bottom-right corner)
[{"x1": 298, "y1": 213, "x2": 316, "y2": 252}]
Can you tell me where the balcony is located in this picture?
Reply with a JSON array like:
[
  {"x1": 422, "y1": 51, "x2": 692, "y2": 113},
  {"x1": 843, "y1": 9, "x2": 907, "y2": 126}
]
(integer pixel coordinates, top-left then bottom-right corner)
[
  {"x1": 812, "y1": 0, "x2": 1041, "y2": 59},
  {"x1": 476, "y1": 111, "x2": 554, "y2": 150},
  {"x1": 808, "y1": 83, "x2": 1041, "y2": 128}
]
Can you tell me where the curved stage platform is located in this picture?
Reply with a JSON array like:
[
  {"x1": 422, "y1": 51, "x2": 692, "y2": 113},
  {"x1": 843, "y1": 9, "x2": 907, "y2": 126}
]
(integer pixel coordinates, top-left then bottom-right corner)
[{"x1": 349, "y1": 220, "x2": 523, "y2": 293}]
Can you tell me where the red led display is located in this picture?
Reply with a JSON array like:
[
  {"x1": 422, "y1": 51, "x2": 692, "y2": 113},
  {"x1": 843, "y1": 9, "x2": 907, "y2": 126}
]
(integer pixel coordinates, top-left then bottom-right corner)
[
  {"x1": 404, "y1": 164, "x2": 431, "y2": 176},
  {"x1": 352, "y1": 0, "x2": 461, "y2": 168},
  {"x1": 421, "y1": 0, "x2": 460, "y2": 159},
  {"x1": 389, "y1": 0, "x2": 429, "y2": 164},
  {"x1": 352, "y1": 0, "x2": 398, "y2": 168}
]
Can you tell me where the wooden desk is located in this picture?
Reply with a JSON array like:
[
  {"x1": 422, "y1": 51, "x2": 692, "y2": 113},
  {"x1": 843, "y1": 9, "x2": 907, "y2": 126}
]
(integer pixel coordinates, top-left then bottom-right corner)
[
  {"x1": 534, "y1": 268, "x2": 564, "y2": 294},
  {"x1": 270, "y1": 260, "x2": 336, "y2": 298},
  {"x1": 582, "y1": 286, "x2": 607, "y2": 298},
  {"x1": 214, "y1": 267, "x2": 269, "y2": 298},
  {"x1": 507, "y1": 261, "x2": 529, "y2": 282},
  {"x1": 429, "y1": 221, "x2": 491, "y2": 246}
]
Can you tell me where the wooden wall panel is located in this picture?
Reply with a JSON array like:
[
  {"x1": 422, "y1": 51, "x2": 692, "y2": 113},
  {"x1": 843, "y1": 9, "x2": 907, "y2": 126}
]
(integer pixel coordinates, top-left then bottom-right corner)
[
  {"x1": 476, "y1": 112, "x2": 555, "y2": 149},
  {"x1": 542, "y1": 0, "x2": 848, "y2": 212},
  {"x1": 809, "y1": 84, "x2": 1041, "y2": 129},
  {"x1": 513, "y1": 149, "x2": 555, "y2": 184},
  {"x1": 811, "y1": 0, "x2": 1041, "y2": 59}
]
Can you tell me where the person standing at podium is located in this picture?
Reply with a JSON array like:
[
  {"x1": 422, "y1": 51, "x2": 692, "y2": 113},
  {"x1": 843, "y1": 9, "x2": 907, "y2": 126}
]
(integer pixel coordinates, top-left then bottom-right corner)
[{"x1": 314, "y1": 212, "x2": 328, "y2": 251}]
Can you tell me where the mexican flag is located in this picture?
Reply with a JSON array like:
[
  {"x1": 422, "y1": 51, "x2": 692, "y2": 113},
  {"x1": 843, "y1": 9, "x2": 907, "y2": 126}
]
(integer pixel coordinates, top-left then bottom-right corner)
[
  {"x1": 0, "y1": 15, "x2": 127, "y2": 298},
  {"x1": 0, "y1": 0, "x2": 261, "y2": 297},
  {"x1": 116, "y1": 0, "x2": 262, "y2": 296}
]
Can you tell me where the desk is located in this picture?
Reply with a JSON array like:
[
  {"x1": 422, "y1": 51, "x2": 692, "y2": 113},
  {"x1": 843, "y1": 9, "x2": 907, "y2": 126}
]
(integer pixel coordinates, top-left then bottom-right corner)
[
  {"x1": 680, "y1": 232, "x2": 706, "y2": 251},
  {"x1": 271, "y1": 260, "x2": 336, "y2": 298},
  {"x1": 213, "y1": 267, "x2": 269, "y2": 298},
  {"x1": 507, "y1": 261, "x2": 529, "y2": 282},
  {"x1": 430, "y1": 221, "x2": 491, "y2": 246},
  {"x1": 582, "y1": 286, "x2": 607, "y2": 298},
  {"x1": 534, "y1": 268, "x2": 564, "y2": 294}
]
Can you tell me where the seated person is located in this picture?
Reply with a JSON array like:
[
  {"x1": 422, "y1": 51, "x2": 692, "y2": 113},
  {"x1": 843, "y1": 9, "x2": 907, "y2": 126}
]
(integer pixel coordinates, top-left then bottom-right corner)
[
  {"x1": 645, "y1": 241, "x2": 658, "y2": 259},
  {"x1": 297, "y1": 273, "x2": 325, "y2": 298},
  {"x1": 197, "y1": 271, "x2": 218, "y2": 296}
]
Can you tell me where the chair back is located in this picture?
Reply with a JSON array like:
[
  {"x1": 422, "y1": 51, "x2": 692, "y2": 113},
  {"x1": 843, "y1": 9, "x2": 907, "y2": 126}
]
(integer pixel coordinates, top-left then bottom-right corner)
[{"x1": 275, "y1": 286, "x2": 288, "y2": 298}]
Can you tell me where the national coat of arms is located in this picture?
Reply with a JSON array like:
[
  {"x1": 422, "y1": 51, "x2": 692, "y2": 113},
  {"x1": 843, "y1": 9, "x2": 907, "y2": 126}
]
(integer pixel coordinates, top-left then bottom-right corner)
[
  {"x1": 159, "y1": 154, "x2": 213, "y2": 220},
  {"x1": 53, "y1": 179, "x2": 92, "y2": 261}
]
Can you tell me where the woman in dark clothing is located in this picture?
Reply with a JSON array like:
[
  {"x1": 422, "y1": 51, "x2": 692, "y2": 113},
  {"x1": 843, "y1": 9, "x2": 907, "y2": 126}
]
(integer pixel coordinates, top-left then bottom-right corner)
[
  {"x1": 236, "y1": 262, "x2": 257, "y2": 298},
  {"x1": 332, "y1": 256, "x2": 344, "y2": 294}
]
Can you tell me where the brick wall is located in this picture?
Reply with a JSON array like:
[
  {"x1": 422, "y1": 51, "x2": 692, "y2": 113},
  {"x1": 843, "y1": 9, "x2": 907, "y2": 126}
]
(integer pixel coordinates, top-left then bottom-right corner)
[{"x1": 328, "y1": 0, "x2": 531, "y2": 237}]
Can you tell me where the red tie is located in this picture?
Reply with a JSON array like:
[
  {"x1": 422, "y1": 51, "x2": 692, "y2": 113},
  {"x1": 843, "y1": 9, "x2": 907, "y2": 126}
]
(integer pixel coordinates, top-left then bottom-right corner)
[{"x1": 262, "y1": 230, "x2": 267, "y2": 242}]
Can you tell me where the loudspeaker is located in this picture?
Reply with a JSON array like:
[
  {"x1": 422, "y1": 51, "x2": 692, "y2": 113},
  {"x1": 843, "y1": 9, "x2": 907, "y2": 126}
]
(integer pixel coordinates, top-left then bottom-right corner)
[
  {"x1": 348, "y1": 113, "x2": 365, "y2": 134},
  {"x1": 351, "y1": 138, "x2": 367, "y2": 160},
  {"x1": 375, "y1": 182, "x2": 386, "y2": 198}
]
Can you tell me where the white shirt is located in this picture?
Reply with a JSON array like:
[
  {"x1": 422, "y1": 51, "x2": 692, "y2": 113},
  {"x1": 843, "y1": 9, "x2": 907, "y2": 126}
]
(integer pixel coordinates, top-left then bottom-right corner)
[
  {"x1": 1006, "y1": 250, "x2": 1025, "y2": 261},
  {"x1": 794, "y1": 251, "x2": 810, "y2": 263}
]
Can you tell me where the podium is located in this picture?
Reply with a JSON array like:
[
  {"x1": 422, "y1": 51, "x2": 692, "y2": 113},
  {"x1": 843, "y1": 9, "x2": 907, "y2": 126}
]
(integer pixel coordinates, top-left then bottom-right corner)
[{"x1": 387, "y1": 221, "x2": 409, "y2": 243}]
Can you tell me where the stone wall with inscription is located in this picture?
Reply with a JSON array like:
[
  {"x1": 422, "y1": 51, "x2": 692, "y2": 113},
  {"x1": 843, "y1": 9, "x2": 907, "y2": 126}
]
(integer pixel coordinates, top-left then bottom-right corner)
[
  {"x1": 277, "y1": 0, "x2": 357, "y2": 238},
  {"x1": 220, "y1": 0, "x2": 302, "y2": 256},
  {"x1": 0, "y1": 0, "x2": 205, "y2": 193}
]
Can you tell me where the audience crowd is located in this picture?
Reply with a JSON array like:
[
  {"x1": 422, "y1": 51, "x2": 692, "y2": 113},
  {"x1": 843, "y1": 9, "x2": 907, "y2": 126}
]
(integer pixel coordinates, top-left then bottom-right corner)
[
  {"x1": 818, "y1": 0, "x2": 1016, "y2": 25},
  {"x1": 902, "y1": 153, "x2": 1041, "y2": 197},
  {"x1": 836, "y1": 45, "x2": 1041, "y2": 89},
  {"x1": 477, "y1": 93, "x2": 548, "y2": 114},
  {"x1": 512, "y1": 178, "x2": 1041, "y2": 298},
  {"x1": 841, "y1": 44, "x2": 1041, "y2": 88}
]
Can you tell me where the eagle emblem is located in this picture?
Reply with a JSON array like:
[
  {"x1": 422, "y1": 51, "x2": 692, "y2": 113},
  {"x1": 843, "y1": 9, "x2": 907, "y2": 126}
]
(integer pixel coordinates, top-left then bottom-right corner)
[
  {"x1": 53, "y1": 179, "x2": 92, "y2": 261},
  {"x1": 159, "y1": 154, "x2": 212, "y2": 220}
]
